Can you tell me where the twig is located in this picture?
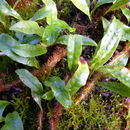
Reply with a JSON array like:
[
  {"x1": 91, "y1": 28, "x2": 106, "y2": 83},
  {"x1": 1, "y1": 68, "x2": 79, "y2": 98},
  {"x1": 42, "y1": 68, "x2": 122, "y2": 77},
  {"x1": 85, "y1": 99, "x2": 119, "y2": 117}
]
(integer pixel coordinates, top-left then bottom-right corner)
[
  {"x1": 37, "y1": 110, "x2": 44, "y2": 130},
  {"x1": 75, "y1": 42, "x2": 130, "y2": 104}
]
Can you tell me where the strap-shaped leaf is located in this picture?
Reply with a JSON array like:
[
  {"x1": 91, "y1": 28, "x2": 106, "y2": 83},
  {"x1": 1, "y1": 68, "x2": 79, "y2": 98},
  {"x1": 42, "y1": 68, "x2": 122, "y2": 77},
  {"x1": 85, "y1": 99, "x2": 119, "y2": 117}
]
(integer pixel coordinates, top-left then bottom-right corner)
[
  {"x1": 42, "y1": 20, "x2": 75, "y2": 45},
  {"x1": 10, "y1": 21, "x2": 44, "y2": 37},
  {"x1": 42, "y1": 90, "x2": 54, "y2": 100},
  {"x1": 12, "y1": 44, "x2": 47, "y2": 57},
  {"x1": 0, "y1": 100, "x2": 10, "y2": 120},
  {"x1": 0, "y1": 34, "x2": 19, "y2": 51},
  {"x1": 90, "y1": 17, "x2": 124, "y2": 72},
  {"x1": 42, "y1": 0, "x2": 57, "y2": 24},
  {"x1": 98, "y1": 65, "x2": 130, "y2": 88},
  {"x1": 29, "y1": 7, "x2": 51, "y2": 21},
  {"x1": 16, "y1": 69, "x2": 44, "y2": 110},
  {"x1": 122, "y1": 8, "x2": 130, "y2": 23},
  {"x1": 70, "y1": 0, "x2": 91, "y2": 20},
  {"x1": 66, "y1": 61, "x2": 89, "y2": 95},
  {"x1": 93, "y1": 0, "x2": 115, "y2": 12},
  {"x1": 3, "y1": 50, "x2": 40, "y2": 68},
  {"x1": 97, "y1": 82, "x2": 130, "y2": 97},
  {"x1": 106, "y1": 0, "x2": 130, "y2": 14},
  {"x1": 0, "y1": 0, "x2": 22, "y2": 20},
  {"x1": 102, "y1": 17, "x2": 130, "y2": 42},
  {"x1": 57, "y1": 34, "x2": 96, "y2": 71},
  {"x1": 44, "y1": 76, "x2": 72, "y2": 108},
  {"x1": 0, "y1": 11, "x2": 8, "y2": 27},
  {"x1": 1, "y1": 111, "x2": 23, "y2": 130}
]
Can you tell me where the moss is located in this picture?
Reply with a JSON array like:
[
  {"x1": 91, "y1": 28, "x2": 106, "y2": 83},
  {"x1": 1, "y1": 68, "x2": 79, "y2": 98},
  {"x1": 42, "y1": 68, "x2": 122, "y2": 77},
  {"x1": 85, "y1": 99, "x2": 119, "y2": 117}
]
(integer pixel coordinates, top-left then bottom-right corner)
[{"x1": 59, "y1": 91, "x2": 123, "y2": 130}]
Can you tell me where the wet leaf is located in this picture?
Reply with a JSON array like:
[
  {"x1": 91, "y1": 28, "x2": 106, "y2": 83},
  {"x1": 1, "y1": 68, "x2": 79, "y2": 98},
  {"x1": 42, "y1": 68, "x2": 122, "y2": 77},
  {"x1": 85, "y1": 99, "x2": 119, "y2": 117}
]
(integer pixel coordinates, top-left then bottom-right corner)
[
  {"x1": 29, "y1": 7, "x2": 51, "y2": 21},
  {"x1": 90, "y1": 17, "x2": 124, "y2": 72},
  {"x1": 98, "y1": 65, "x2": 130, "y2": 88},
  {"x1": 0, "y1": 0, "x2": 22, "y2": 20},
  {"x1": 16, "y1": 69, "x2": 44, "y2": 110},
  {"x1": 10, "y1": 21, "x2": 44, "y2": 37},
  {"x1": 44, "y1": 76, "x2": 72, "y2": 108},
  {"x1": 0, "y1": 100, "x2": 10, "y2": 120},
  {"x1": 3, "y1": 50, "x2": 40, "y2": 68},
  {"x1": 42, "y1": 20, "x2": 75, "y2": 45},
  {"x1": 93, "y1": 0, "x2": 115, "y2": 12},
  {"x1": 42, "y1": 90, "x2": 54, "y2": 100},
  {"x1": 57, "y1": 34, "x2": 96, "y2": 71},
  {"x1": 106, "y1": 0, "x2": 130, "y2": 14},
  {"x1": 42, "y1": 0, "x2": 57, "y2": 24},
  {"x1": 122, "y1": 8, "x2": 130, "y2": 23},
  {"x1": 97, "y1": 82, "x2": 130, "y2": 97},
  {"x1": 66, "y1": 61, "x2": 89, "y2": 95},
  {"x1": 1, "y1": 111, "x2": 23, "y2": 130},
  {"x1": 0, "y1": 33, "x2": 19, "y2": 51},
  {"x1": 12, "y1": 44, "x2": 47, "y2": 57},
  {"x1": 70, "y1": 0, "x2": 91, "y2": 20}
]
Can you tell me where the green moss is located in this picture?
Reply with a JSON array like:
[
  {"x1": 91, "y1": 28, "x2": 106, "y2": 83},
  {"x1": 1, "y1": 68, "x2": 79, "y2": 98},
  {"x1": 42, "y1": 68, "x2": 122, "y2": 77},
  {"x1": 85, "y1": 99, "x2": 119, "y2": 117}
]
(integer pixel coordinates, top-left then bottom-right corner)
[{"x1": 59, "y1": 92, "x2": 123, "y2": 130}]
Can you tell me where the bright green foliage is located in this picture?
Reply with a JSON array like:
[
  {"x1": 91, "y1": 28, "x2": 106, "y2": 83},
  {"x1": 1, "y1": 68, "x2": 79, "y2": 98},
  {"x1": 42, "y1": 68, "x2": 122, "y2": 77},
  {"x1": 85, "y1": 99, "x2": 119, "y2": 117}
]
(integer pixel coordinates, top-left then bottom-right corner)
[
  {"x1": 42, "y1": 90, "x2": 54, "y2": 100},
  {"x1": 0, "y1": 100, "x2": 10, "y2": 120},
  {"x1": 16, "y1": 69, "x2": 44, "y2": 111},
  {"x1": 42, "y1": 19, "x2": 75, "y2": 45},
  {"x1": 93, "y1": 0, "x2": 115, "y2": 12},
  {"x1": 57, "y1": 34, "x2": 97, "y2": 71},
  {"x1": 42, "y1": 0, "x2": 57, "y2": 24},
  {"x1": 3, "y1": 50, "x2": 40, "y2": 68},
  {"x1": 70, "y1": 0, "x2": 91, "y2": 20},
  {"x1": 44, "y1": 76, "x2": 72, "y2": 108},
  {"x1": 12, "y1": 44, "x2": 47, "y2": 57},
  {"x1": 1, "y1": 111, "x2": 23, "y2": 130},
  {"x1": 66, "y1": 61, "x2": 89, "y2": 95},
  {"x1": 90, "y1": 17, "x2": 124, "y2": 72},
  {"x1": 29, "y1": 7, "x2": 51, "y2": 21},
  {"x1": 97, "y1": 82, "x2": 130, "y2": 97},
  {"x1": 0, "y1": 100, "x2": 23, "y2": 130},
  {"x1": 98, "y1": 65, "x2": 130, "y2": 88},
  {"x1": 122, "y1": 8, "x2": 130, "y2": 23},
  {"x1": 0, "y1": 11, "x2": 7, "y2": 27},
  {"x1": 10, "y1": 21, "x2": 44, "y2": 36},
  {"x1": 106, "y1": 0, "x2": 130, "y2": 14},
  {"x1": 0, "y1": 34, "x2": 19, "y2": 51},
  {"x1": 0, "y1": 0, "x2": 22, "y2": 20}
]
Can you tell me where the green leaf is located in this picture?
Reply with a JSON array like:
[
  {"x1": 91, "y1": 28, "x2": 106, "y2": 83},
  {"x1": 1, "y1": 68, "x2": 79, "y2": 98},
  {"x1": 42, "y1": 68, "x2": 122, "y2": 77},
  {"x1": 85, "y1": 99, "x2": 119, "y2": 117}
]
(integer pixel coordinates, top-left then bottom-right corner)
[
  {"x1": 42, "y1": 90, "x2": 54, "y2": 100},
  {"x1": 106, "y1": 0, "x2": 130, "y2": 14},
  {"x1": 10, "y1": 21, "x2": 44, "y2": 36},
  {"x1": 42, "y1": 20, "x2": 75, "y2": 45},
  {"x1": 0, "y1": 34, "x2": 19, "y2": 51},
  {"x1": 90, "y1": 17, "x2": 124, "y2": 72},
  {"x1": 42, "y1": 0, "x2": 57, "y2": 24},
  {"x1": 0, "y1": 100, "x2": 10, "y2": 120},
  {"x1": 98, "y1": 65, "x2": 130, "y2": 88},
  {"x1": 0, "y1": 0, "x2": 22, "y2": 20},
  {"x1": 12, "y1": 44, "x2": 47, "y2": 57},
  {"x1": 16, "y1": 69, "x2": 44, "y2": 110},
  {"x1": 97, "y1": 82, "x2": 130, "y2": 97},
  {"x1": 0, "y1": 11, "x2": 8, "y2": 27},
  {"x1": 1, "y1": 111, "x2": 23, "y2": 130},
  {"x1": 58, "y1": 34, "x2": 96, "y2": 71},
  {"x1": 66, "y1": 61, "x2": 89, "y2": 95},
  {"x1": 102, "y1": 17, "x2": 130, "y2": 42},
  {"x1": 93, "y1": 0, "x2": 115, "y2": 12},
  {"x1": 3, "y1": 50, "x2": 40, "y2": 68},
  {"x1": 44, "y1": 76, "x2": 72, "y2": 108},
  {"x1": 122, "y1": 8, "x2": 130, "y2": 23},
  {"x1": 29, "y1": 7, "x2": 51, "y2": 21},
  {"x1": 70, "y1": 0, "x2": 91, "y2": 20}
]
